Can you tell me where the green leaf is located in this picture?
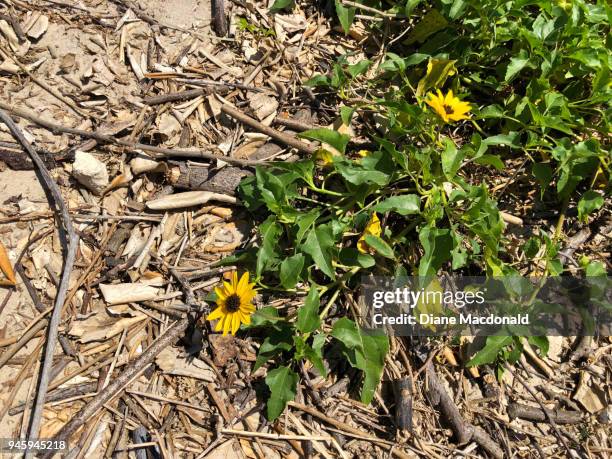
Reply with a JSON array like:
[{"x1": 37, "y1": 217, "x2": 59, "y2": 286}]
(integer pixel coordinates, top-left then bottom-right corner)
[
  {"x1": 474, "y1": 155, "x2": 504, "y2": 171},
  {"x1": 347, "y1": 59, "x2": 371, "y2": 78},
  {"x1": 527, "y1": 336, "x2": 549, "y2": 357},
  {"x1": 364, "y1": 234, "x2": 395, "y2": 259},
  {"x1": 483, "y1": 132, "x2": 521, "y2": 149},
  {"x1": 301, "y1": 224, "x2": 337, "y2": 280},
  {"x1": 331, "y1": 318, "x2": 388, "y2": 404},
  {"x1": 250, "y1": 307, "x2": 283, "y2": 327},
  {"x1": 305, "y1": 74, "x2": 331, "y2": 87},
  {"x1": 297, "y1": 288, "x2": 321, "y2": 333},
  {"x1": 280, "y1": 254, "x2": 305, "y2": 289},
  {"x1": 523, "y1": 238, "x2": 540, "y2": 259},
  {"x1": 338, "y1": 248, "x2": 375, "y2": 268},
  {"x1": 585, "y1": 260, "x2": 606, "y2": 277},
  {"x1": 256, "y1": 168, "x2": 286, "y2": 214},
  {"x1": 335, "y1": 0, "x2": 355, "y2": 34},
  {"x1": 505, "y1": 49, "x2": 530, "y2": 82},
  {"x1": 265, "y1": 366, "x2": 298, "y2": 420},
  {"x1": 405, "y1": 0, "x2": 422, "y2": 15},
  {"x1": 467, "y1": 335, "x2": 513, "y2": 367},
  {"x1": 256, "y1": 216, "x2": 281, "y2": 278},
  {"x1": 532, "y1": 163, "x2": 553, "y2": 196},
  {"x1": 403, "y1": 8, "x2": 448, "y2": 45},
  {"x1": 577, "y1": 190, "x2": 604, "y2": 222},
  {"x1": 416, "y1": 58, "x2": 457, "y2": 97},
  {"x1": 299, "y1": 128, "x2": 350, "y2": 154},
  {"x1": 295, "y1": 209, "x2": 320, "y2": 244},
  {"x1": 335, "y1": 151, "x2": 394, "y2": 187},
  {"x1": 418, "y1": 226, "x2": 456, "y2": 276},
  {"x1": 448, "y1": 0, "x2": 467, "y2": 19},
  {"x1": 255, "y1": 326, "x2": 293, "y2": 370},
  {"x1": 441, "y1": 138, "x2": 464, "y2": 179},
  {"x1": 270, "y1": 0, "x2": 294, "y2": 11},
  {"x1": 331, "y1": 317, "x2": 363, "y2": 349},
  {"x1": 340, "y1": 106, "x2": 355, "y2": 126},
  {"x1": 374, "y1": 195, "x2": 420, "y2": 215},
  {"x1": 308, "y1": 333, "x2": 327, "y2": 376}
]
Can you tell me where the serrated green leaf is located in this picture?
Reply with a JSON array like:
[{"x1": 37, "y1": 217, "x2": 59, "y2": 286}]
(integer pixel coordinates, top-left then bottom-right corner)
[
  {"x1": 523, "y1": 237, "x2": 540, "y2": 259},
  {"x1": 265, "y1": 366, "x2": 298, "y2": 420},
  {"x1": 301, "y1": 224, "x2": 337, "y2": 279},
  {"x1": 373, "y1": 195, "x2": 420, "y2": 215},
  {"x1": 297, "y1": 288, "x2": 321, "y2": 333}
]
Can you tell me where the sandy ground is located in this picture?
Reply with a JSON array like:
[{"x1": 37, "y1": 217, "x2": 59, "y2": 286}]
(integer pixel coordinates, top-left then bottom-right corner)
[
  {"x1": 0, "y1": 0, "x2": 212, "y2": 450},
  {"x1": 143, "y1": 0, "x2": 212, "y2": 29},
  {"x1": 0, "y1": 169, "x2": 48, "y2": 442}
]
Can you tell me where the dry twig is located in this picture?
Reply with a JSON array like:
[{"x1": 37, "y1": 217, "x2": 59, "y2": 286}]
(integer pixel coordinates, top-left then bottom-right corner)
[{"x1": 0, "y1": 108, "x2": 79, "y2": 457}]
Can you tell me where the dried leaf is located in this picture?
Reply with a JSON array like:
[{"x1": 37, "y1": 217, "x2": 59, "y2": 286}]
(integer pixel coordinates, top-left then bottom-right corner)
[
  {"x1": 155, "y1": 347, "x2": 215, "y2": 381},
  {"x1": 146, "y1": 191, "x2": 237, "y2": 210},
  {"x1": 0, "y1": 241, "x2": 16, "y2": 286}
]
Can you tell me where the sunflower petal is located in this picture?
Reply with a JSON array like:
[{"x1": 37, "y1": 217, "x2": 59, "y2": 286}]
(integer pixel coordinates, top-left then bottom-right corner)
[
  {"x1": 240, "y1": 303, "x2": 256, "y2": 313},
  {"x1": 214, "y1": 317, "x2": 224, "y2": 332},
  {"x1": 231, "y1": 314, "x2": 241, "y2": 335},
  {"x1": 237, "y1": 272, "x2": 250, "y2": 293},
  {"x1": 222, "y1": 313, "x2": 232, "y2": 335},
  {"x1": 207, "y1": 307, "x2": 225, "y2": 321},
  {"x1": 241, "y1": 312, "x2": 251, "y2": 325},
  {"x1": 215, "y1": 288, "x2": 228, "y2": 305}
]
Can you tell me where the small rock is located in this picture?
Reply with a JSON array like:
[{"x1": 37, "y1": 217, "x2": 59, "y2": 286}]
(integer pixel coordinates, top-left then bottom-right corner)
[
  {"x1": 130, "y1": 153, "x2": 160, "y2": 175},
  {"x1": 72, "y1": 151, "x2": 108, "y2": 195},
  {"x1": 597, "y1": 405, "x2": 611, "y2": 424}
]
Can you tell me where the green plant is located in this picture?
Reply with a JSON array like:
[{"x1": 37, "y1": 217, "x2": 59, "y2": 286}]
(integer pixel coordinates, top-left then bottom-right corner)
[{"x1": 235, "y1": 0, "x2": 610, "y2": 419}]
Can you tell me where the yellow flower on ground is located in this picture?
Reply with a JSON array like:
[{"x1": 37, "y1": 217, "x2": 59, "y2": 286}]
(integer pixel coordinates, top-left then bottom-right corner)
[
  {"x1": 357, "y1": 149, "x2": 371, "y2": 158},
  {"x1": 357, "y1": 213, "x2": 382, "y2": 253},
  {"x1": 314, "y1": 148, "x2": 335, "y2": 166},
  {"x1": 425, "y1": 89, "x2": 471, "y2": 123},
  {"x1": 207, "y1": 272, "x2": 256, "y2": 335}
]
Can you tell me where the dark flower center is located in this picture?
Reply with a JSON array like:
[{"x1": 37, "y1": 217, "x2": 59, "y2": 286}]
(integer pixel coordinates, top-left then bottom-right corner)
[
  {"x1": 443, "y1": 104, "x2": 454, "y2": 114},
  {"x1": 225, "y1": 294, "x2": 241, "y2": 312}
]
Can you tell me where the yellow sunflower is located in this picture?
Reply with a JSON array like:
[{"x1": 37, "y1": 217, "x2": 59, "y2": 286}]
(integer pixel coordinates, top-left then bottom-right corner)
[
  {"x1": 357, "y1": 213, "x2": 382, "y2": 253},
  {"x1": 425, "y1": 89, "x2": 471, "y2": 123},
  {"x1": 207, "y1": 272, "x2": 256, "y2": 335}
]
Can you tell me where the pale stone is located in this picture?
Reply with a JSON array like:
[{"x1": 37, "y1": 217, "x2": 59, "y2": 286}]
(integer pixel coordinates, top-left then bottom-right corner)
[{"x1": 72, "y1": 151, "x2": 109, "y2": 195}]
